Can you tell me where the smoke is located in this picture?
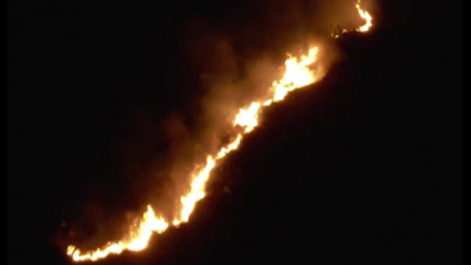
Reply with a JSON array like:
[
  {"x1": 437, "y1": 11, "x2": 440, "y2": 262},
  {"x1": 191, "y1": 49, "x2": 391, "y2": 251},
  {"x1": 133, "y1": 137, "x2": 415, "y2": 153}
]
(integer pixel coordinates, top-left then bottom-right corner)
[{"x1": 60, "y1": 0, "x2": 366, "y2": 252}]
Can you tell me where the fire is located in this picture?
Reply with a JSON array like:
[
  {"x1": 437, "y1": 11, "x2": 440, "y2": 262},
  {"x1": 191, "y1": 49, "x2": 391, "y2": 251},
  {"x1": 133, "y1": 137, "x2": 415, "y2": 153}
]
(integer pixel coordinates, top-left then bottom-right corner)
[
  {"x1": 67, "y1": 2, "x2": 375, "y2": 262},
  {"x1": 67, "y1": 206, "x2": 169, "y2": 262},
  {"x1": 331, "y1": 0, "x2": 373, "y2": 39},
  {"x1": 272, "y1": 48, "x2": 319, "y2": 102},
  {"x1": 356, "y1": 0, "x2": 373, "y2": 32},
  {"x1": 67, "y1": 45, "x2": 322, "y2": 263},
  {"x1": 172, "y1": 46, "x2": 321, "y2": 226},
  {"x1": 234, "y1": 103, "x2": 262, "y2": 134},
  {"x1": 173, "y1": 134, "x2": 244, "y2": 226}
]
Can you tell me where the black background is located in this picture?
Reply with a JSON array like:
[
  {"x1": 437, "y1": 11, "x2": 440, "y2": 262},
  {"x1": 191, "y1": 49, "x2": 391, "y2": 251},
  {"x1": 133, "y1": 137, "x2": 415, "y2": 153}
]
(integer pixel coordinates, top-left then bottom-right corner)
[{"x1": 8, "y1": 0, "x2": 463, "y2": 264}]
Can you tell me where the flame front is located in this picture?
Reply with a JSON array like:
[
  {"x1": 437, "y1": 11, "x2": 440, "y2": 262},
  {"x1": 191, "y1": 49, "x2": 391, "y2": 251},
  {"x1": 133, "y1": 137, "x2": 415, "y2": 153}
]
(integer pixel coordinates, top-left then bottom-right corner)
[
  {"x1": 68, "y1": 46, "x2": 321, "y2": 263},
  {"x1": 68, "y1": 206, "x2": 168, "y2": 262},
  {"x1": 173, "y1": 46, "x2": 321, "y2": 226},
  {"x1": 67, "y1": 3, "x2": 374, "y2": 262},
  {"x1": 332, "y1": 1, "x2": 374, "y2": 39},
  {"x1": 356, "y1": 0, "x2": 373, "y2": 33}
]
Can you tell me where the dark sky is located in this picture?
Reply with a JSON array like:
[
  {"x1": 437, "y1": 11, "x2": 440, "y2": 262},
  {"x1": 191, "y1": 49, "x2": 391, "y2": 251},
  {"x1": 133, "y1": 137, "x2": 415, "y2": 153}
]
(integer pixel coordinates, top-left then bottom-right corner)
[{"x1": 8, "y1": 1, "x2": 463, "y2": 265}]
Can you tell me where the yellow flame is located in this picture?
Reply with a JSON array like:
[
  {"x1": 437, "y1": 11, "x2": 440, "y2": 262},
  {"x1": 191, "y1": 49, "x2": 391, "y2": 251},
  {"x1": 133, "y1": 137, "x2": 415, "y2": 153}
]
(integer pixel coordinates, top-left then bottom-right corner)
[
  {"x1": 173, "y1": 134, "x2": 244, "y2": 226},
  {"x1": 172, "y1": 45, "x2": 320, "y2": 239},
  {"x1": 67, "y1": 3, "x2": 375, "y2": 262},
  {"x1": 68, "y1": 206, "x2": 169, "y2": 262},
  {"x1": 234, "y1": 103, "x2": 262, "y2": 134},
  {"x1": 272, "y1": 48, "x2": 319, "y2": 103},
  {"x1": 356, "y1": 0, "x2": 373, "y2": 32},
  {"x1": 67, "y1": 45, "x2": 321, "y2": 263},
  {"x1": 332, "y1": 1, "x2": 373, "y2": 38}
]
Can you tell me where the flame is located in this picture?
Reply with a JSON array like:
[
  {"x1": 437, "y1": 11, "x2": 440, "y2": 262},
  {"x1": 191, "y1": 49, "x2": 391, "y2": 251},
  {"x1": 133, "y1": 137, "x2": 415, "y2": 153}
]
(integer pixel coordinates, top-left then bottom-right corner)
[
  {"x1": 173, "y1": 134, "x2": 244, "y2": 226},
  {"x1": 272, "y1": 48, "x2": 319, "y2": 102},
  {"x1": 356, "y1": 0, "x2": 373, "y2": 32},
  {"x1": 234, "y1": 103, "x2": 262, "y2": 134},
  {"x1": 67, "y1": 206, "x2": 169, "y2": 262},
  {"x1": 172, "y1": 46, "x2": 321, "y2": 225},
  {"x1": 331, "y1": 0, "x2": 373, "y2": 39},
  {"x1": 67, "y1": 45, "x2": 321, "y2": 263},
  {"x1": 172, "y1": 45, "x2": 320, "y2": 226},
  {"x1": 67, "y1": 3, "x2": 375, "y2": 262}
]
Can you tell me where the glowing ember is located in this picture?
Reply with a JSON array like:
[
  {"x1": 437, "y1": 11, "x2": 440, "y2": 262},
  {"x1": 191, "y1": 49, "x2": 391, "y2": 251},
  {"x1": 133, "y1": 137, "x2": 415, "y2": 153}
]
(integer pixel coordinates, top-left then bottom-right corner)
[{"x1": 67, "y1": 2, "x2": 375, "y2": 262}]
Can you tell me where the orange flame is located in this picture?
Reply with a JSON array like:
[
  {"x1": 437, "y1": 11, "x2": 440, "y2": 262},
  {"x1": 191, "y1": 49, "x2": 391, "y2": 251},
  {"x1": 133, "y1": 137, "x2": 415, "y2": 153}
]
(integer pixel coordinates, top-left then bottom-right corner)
[
  {"x1": 331, "y1": 0, "x2": 373, "y2": 39},
  {"x1": 356, "y1": 0, "x2": 373, "y2": 32},
  {"x1": 67, "y1": 3, "x2": 375, "y2": 262},
  {"x1": 68, "y1": 206, "x2": 168, "y2": 262},
  {"x1": 67, "y1": 46, "x2": 321, "y2": 263},
  {"x1": 173, "y1": 134, "x2": 244, "y2": 226},
  {"x1": 173, "y1": 46, "x2": 321, "y2": 226}
]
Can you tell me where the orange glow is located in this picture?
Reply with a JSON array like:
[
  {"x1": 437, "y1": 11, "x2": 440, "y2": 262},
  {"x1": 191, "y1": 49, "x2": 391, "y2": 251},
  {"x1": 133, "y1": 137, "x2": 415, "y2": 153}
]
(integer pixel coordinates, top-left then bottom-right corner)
[
  {"x1": 67, "y1": 3, "x2": 375, "y2": 262},
  {"x1": 356, "y1": 0, "x2": 373, "y2": 32}
]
